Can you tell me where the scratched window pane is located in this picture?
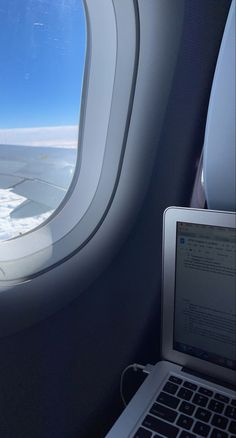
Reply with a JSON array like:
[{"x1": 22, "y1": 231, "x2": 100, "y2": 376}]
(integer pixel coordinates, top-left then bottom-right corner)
[{"x1": 0, "y1": 0, "x2": 86, "y2": 241}]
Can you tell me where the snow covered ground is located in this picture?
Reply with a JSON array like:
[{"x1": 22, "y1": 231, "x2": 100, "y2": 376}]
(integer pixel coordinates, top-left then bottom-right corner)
[{"x1": 0, "y1": 189, "x2": 52, "y2": 241}]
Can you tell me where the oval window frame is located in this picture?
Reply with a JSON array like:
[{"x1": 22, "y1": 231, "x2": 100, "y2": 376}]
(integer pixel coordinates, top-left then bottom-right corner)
[
  {"x1": 0, "y1": 0, "x2": 186, "y2": 338},
  {"x1": 0, "y1": 0, "x2": 139, "y2": 284}
]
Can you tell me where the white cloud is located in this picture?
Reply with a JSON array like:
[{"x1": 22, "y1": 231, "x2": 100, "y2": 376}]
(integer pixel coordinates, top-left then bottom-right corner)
[
  {"x1": 0, "y1": 126, "x2": 78, "y2": 240},
  {"x1": 0, "y1": 125, "x2": 78, "y2": 148},
  {"x1": 0, "y1": 189, "x2": 52, "y2": 241}
]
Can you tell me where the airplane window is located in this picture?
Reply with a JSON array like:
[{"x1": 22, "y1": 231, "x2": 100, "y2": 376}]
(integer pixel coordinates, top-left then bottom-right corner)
[
  {"x1": 0, "y1": 0, "x2": 86, "y2": 241},
  {"x1": 0, "y1": 0, "x2": 134, "y2": 284}
]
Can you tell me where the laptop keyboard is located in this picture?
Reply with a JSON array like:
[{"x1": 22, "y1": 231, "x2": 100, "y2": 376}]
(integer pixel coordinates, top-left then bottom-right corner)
[{"x1": 132, "y1": 375, "x2": 236, "y2": 438}]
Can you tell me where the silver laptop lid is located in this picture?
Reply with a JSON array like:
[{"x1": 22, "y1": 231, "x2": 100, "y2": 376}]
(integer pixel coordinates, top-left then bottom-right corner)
[{"x1": 162, "y1": 207, "x2": 236, "y2": 385}]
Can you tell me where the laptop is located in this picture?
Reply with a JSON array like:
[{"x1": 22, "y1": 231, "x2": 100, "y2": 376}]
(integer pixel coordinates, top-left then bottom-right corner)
[{"x1": 106, "y1": 207, "x2": 236, "y2": 438}]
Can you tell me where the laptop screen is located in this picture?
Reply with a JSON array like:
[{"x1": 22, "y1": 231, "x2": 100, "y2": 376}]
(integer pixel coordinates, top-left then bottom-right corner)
[{"x1": 174, "y1": 221, "x2": 236, "y2": 371}]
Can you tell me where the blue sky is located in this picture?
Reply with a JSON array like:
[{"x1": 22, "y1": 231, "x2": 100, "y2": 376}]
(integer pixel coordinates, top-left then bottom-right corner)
[{"x1": 0, "y1": 0, "x2": 86, "y2": 129}]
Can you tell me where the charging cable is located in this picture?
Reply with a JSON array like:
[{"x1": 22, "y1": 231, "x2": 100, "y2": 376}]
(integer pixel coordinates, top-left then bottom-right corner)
[{"x1": 120, "y1": 363, "x2": 154, "y2": 407}]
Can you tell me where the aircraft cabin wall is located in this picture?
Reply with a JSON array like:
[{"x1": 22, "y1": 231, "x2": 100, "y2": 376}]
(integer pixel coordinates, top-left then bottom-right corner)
[{"x1": 0, "y1": 1, "x2": 232, "y2": 437}]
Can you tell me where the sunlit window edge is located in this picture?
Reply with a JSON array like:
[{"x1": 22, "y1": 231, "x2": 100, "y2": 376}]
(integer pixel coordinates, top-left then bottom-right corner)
[{"x1": 0, "y1": 0, "x2": 138, "y2": 283}]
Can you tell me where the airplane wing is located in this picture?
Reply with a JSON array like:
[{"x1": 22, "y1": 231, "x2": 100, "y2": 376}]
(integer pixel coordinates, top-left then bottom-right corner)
[{"x1": 0, "y1": 144, "x2": 77, "y2": 219}]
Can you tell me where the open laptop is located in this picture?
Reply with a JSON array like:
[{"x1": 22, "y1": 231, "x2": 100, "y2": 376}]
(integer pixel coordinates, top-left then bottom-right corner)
[{"x1": 106, "y1": 207, "x2": 236, "y2": 438}]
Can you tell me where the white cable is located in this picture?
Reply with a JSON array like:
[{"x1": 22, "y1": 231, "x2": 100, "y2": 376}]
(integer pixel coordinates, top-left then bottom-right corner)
[{"x1": 120, "y1": 363, "x2": 154, "y2": 407}]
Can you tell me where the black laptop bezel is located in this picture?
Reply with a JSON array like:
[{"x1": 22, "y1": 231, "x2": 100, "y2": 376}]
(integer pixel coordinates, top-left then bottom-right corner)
[{"x1": 162, "y1": 207, "x2": 236, "y2": 386}]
